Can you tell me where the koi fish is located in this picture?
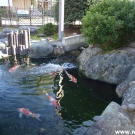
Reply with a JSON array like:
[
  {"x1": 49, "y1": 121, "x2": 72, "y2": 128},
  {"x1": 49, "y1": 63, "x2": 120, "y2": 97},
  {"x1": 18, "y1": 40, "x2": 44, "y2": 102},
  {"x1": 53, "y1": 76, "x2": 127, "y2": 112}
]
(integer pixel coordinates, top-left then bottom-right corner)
[
  {"x1": 17, "y1": 108, "x2": 41, "y2": 121},
  {"x1": 48, "y1": 72, "x2": 56, "y2": 76},
  {"x1": 45, "y1": 92, "x2": 59, "y2": 107},
  {"x1": 64, "y1": 70, "x2": 77, "y2": 83},
  {"x1": 9, "y1": 65, "x2": 21, "y2": 72},
  {"x1": 31, "y1": 63, "x2": 37, "y2": 67}
]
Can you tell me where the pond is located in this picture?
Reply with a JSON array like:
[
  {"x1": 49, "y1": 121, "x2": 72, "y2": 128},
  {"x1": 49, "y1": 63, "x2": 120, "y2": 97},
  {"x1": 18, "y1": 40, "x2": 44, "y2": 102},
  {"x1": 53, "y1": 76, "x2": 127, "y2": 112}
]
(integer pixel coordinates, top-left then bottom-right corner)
[{"x1": 0, "y1": 54, "x2": 121, "y2": 135}]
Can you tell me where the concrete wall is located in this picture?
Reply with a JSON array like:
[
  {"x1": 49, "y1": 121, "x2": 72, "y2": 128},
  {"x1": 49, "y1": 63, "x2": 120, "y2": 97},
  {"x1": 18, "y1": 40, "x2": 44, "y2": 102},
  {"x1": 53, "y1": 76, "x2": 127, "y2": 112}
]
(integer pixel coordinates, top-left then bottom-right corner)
[
  {"x1": 12, "y1": 0, "x2": 31, "y2": 9},
  {"x1": 62, "y1": 34, "x2": 87, "y2": 51}
]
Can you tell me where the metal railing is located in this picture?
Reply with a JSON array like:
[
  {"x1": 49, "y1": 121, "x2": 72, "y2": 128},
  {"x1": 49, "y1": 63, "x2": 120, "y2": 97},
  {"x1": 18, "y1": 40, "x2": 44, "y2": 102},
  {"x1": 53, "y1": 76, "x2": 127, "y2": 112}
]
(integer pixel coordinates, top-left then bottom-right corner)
[
  {"x1": 1, "y1": 0, "x2": 81, "y2": 26},
  {"x1": 2, "y1": 0, "x2": 57, "y2": 26}
]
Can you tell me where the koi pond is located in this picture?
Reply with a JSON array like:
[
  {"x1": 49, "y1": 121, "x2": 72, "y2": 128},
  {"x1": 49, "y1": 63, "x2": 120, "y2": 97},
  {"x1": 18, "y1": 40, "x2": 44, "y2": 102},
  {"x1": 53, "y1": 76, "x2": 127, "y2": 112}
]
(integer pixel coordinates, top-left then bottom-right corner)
[{"x1": 0, "y1": 54, "x2": 121, "y2": 135}]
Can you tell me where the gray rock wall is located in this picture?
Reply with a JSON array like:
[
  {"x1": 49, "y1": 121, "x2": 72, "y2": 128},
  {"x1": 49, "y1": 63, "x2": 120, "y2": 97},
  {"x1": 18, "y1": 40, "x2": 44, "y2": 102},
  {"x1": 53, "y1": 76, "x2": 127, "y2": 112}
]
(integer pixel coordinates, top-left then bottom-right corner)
[{"x1": 77, "y1": 47, "x2": 135, "y2": 85}]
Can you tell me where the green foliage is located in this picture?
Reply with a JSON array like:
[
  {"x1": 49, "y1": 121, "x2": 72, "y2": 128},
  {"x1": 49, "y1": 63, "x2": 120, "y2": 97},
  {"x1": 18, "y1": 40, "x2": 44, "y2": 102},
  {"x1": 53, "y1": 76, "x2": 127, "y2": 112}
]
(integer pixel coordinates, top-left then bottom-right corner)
[
  {"x1": 54, "y1": 0, "x2": 98, "y2": 24},
  {"x1": 31, "y1": 34, "x2": 41, "y2": 40},
  {"x1": 51, "y1": 33, "x2": 58, "y2": 40},
  {"x1": 81, "y1": 0, "x2": 135, "y2": 51},
  {"x1": 0, "y1": 7, "x2": 6, "y2": 17},
  {"x1": 37, "y1": 23, "x2": 57, "y2": 36}
]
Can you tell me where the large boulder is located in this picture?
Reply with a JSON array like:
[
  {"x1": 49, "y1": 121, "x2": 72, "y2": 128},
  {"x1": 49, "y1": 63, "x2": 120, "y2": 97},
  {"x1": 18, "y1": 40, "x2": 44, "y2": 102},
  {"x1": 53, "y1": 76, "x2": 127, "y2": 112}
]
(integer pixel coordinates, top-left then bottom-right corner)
[
  {"x1": 2, "y1": 28, "x2": 18, "y2": 34},
  {"x1": 29, "y1": 39, "x2": 53, "y2": 58},
  {"x1": 0, "y1": 32, "x2": 7, "y2": 39},
  {"x1": 77, "y1": 47, "x2": 135, "y2": 85},
  {"x1": 83, "y1": 102, "x2": 135, "y2": 135},
  {"x1": 77, "y1": 47, "x2": 102, "y2": 74},
  {"x1": 116, "y1": 67, "x2": 135, "y2": 97},
  {"x1": 19, "y1": 26, "x2": 40, "y2": 34}
]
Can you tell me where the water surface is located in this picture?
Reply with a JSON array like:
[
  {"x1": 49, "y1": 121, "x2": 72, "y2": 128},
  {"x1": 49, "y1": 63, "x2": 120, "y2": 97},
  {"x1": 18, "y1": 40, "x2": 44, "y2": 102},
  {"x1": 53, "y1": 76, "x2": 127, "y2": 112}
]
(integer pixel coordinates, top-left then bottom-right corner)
[{"x1": 0, "y1": 55, "x2": 120, "y2": 135}]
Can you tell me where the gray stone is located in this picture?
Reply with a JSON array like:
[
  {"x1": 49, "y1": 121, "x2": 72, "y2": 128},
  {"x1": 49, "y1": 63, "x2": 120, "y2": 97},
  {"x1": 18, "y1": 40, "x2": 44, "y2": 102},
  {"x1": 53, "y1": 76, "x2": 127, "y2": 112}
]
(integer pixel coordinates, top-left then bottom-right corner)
[
  {"x1": 0, "y1": 41, "x2": 7, "y2": 50},
  {"x1": 53, "y1": 46, "x2": 65, "y2": 56},
  {"x1": 77, "y1": 47, "x2": 102, "y2": 75},
  {"x1": 50, "y1": 41, "x2": 65, "y2": 56},
  {"x1": 127, "y1": 104, "x2": 135, "y2": 112},
  {"x1": 128, "y1": 41, "x2": 135, "y2": 48},
  {"x1": 129, "y1": 81, "x2": 135, "y2": 87},
  {"x1": 116, "y1": 67, "x2": 135, "y2": 97},
  {"x1": 0, "y1": 32, "x2": 7, "y2": 39},
  {"x1": 2, "y1": 28, "x2": 18, "y2": 34},
  {"x1": 19, "y1": 26, "x2": 40, "y2": 34},
  {"x1": 78, "y1": 48, "x2": 135, "y2": 85},
  {"x1": 0, "y1": 51, "x2": 8, "y2": 58},
  {"x1": 122, "y1": 105, "x2": 128, "y2": 112},
  {"x1": 83, "y1": 102, "x2": 135, "y2": 135},
  {"x1": 29, "y1": 40, "x2": 53, "y2": 58},
  {"x1": 122, "y1": 86, "x2": 135, "y2": 106}
]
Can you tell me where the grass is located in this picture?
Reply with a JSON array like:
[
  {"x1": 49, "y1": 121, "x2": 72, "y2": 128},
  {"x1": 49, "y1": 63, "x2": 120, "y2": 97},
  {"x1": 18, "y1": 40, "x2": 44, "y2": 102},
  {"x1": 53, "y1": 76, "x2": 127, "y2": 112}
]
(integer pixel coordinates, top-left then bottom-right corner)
[
  {"x1": 30, "y1": 34, "x2": 41, "y2": 40},
  {"x1": 30, "y1": 33, "x2": 58, "y2": 41},
  {"x1": 51, "y1": 33, "x2": 58, "y2": 40}
]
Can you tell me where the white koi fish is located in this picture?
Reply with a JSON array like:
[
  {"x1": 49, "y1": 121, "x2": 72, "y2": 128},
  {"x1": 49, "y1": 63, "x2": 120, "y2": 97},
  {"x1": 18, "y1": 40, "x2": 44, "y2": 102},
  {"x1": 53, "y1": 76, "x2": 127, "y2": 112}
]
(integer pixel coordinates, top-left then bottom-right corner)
[{"x1": 17, "y1": 108, "x2": 41, "y2": 121}]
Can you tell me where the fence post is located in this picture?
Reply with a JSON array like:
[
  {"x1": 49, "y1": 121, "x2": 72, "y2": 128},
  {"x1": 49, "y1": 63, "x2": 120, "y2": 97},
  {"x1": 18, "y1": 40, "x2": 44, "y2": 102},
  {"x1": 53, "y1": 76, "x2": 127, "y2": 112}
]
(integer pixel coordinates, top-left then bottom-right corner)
[
  {"x1": 42, "y1": 8, "x2": 44, "y2": 25},
  {"x1": 30, "y1": 8, "x2": 31, "y2": 25},
  {"x1": 15, "y1": 7, "x2": 19, "y2": 26}
]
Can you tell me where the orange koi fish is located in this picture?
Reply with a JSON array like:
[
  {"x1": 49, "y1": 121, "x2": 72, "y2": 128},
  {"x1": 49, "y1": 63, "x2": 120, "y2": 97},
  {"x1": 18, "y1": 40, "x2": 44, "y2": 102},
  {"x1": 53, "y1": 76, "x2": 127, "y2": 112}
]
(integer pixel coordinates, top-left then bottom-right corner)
[
  {"x1": 45, "y1": 92, "x2": 59, "y2": 107},
  {"x1": 17, "y1": 108, "x2": 41, "y2": 121},
  {"x1": 9, "y1": 65, "x2": 21, "y2": 72},
  {"x1": 65, "y1": 70, "x2": 77, "y2": 83}
]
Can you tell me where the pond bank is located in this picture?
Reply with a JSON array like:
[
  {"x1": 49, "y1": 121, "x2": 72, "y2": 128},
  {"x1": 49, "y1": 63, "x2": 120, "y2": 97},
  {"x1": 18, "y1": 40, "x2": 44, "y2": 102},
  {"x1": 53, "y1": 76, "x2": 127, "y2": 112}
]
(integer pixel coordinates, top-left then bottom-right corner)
[{"x1": 77, "y1": 46, "x2": 135, "y2": 135}]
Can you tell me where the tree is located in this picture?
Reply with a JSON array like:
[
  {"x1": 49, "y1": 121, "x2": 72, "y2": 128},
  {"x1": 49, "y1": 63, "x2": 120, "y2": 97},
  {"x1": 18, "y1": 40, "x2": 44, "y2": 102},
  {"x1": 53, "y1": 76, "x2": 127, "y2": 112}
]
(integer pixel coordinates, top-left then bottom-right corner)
[
  {"x1": 0, "y1": 7, "x2": 6, "y2": 27},
  {"x1": 54, "y1": 0, "x2": 98, "y2": 24}
]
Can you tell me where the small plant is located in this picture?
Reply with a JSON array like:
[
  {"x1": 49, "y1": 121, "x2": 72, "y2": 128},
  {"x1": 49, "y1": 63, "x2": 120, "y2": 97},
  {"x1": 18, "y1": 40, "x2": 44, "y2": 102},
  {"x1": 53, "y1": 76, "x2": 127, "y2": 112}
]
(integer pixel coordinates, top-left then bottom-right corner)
[
  {"x1": 81, "y1": 0, "x2": 135, "y2": 51},
  {"x1": 51, "y1": 33, "x2": 58, "y2": 40},
  {"x1": 31, "y1": 34, "x2": 41, "y2": 40},
  {"x1": 37, "y1": 23, "x2": 57, "y2": 36}
]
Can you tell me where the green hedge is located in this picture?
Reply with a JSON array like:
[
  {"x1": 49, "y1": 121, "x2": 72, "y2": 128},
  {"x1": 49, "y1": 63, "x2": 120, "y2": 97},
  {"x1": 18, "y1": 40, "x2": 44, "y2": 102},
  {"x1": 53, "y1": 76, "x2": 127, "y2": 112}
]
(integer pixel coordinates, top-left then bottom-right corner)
[{"x1": 81, "y1": 0, "x2": 135, "y2": 51}]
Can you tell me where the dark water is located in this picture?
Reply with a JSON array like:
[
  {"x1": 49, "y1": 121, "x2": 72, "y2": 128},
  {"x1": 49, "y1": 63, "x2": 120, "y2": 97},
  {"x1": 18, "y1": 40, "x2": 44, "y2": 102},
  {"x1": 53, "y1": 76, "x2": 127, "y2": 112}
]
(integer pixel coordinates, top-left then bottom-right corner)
[{"x1": 0, "y1": 55, "x2": 121, "y2": 135}]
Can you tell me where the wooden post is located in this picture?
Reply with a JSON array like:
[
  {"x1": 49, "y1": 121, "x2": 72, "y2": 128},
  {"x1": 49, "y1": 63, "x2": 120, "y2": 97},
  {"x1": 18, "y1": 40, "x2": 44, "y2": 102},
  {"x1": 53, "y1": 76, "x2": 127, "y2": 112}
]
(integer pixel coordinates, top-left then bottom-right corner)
[
  {"x1": 7, "y1": 33, "x2": 10, "y2": 46},
  {"x1": 19, "y1": 45, "x2": 26, "y2": 55},
  {"x1": 27, "y1": 28, "x2": 31, "y2": 48},
  {"x1": 10, "y1": 31, "x2": 13, "y2": 47},
  {"x1": 24, "y1": 30, "x2": 28, "y2": 49},
  {"x1": 15, "y1": 31, "x2": 19, "y2": 54},
  {"x1": 13, "y1": 34, "x2": 16, "y2": 47},
  {"x1": 11, "y1": 45, "x2": 16, "y2": 55},
  {"x1": 5, "y1": 47, "x2": 12, "y2": 55}
]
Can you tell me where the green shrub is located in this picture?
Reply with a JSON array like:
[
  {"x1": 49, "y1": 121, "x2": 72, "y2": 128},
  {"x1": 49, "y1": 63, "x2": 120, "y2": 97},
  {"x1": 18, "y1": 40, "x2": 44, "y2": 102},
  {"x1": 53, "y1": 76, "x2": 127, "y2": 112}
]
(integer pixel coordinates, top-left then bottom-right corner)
[
  {"x1": 81, "y1": 0, "x2": 135, "y2": 51},
  {"x1": 37, "y1": 23, "x2": 57, "y2": 36}
]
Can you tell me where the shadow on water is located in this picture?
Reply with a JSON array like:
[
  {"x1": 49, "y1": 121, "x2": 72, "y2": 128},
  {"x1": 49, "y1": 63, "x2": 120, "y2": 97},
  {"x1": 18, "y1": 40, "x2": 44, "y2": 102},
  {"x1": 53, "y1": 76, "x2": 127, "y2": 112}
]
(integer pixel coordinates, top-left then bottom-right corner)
[{"x1": 0, "y1": 54, "x2": 121, "y2": 135}]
